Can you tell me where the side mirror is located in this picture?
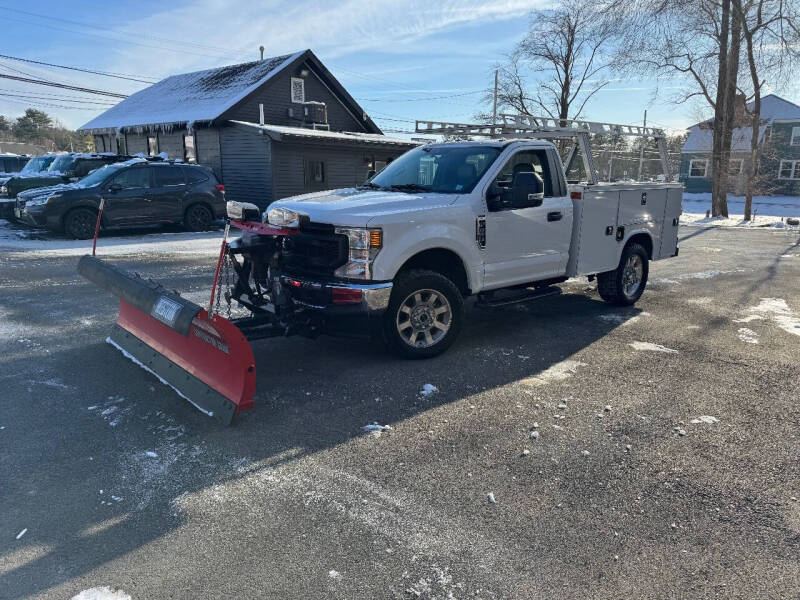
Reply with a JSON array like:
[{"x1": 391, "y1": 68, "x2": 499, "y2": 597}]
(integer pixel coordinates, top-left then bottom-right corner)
[
  {"x1": 107, "y1": 183, "x2": 122, "y2": 193},
  {"x1": 366, "y1": 169, "x2": 376, "y2": 180},
  {"x1": 511, "y1": 172, "x2": 544, "y2": 208},
  {"x1": 486, "y1": 182, "x2": 506, "y2": 211}
]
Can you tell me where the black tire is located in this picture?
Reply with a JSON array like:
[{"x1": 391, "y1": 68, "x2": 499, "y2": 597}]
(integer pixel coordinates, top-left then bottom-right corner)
[
  {"x1": 597, "y1": 242, "x2": 649, "y2": 306},
  {"x1": 184, "y1": 204, "x2": 213, "y2": 232},
  {"x1": 384, "y1": 269, "x2": 464, "y2": 359},
  {"x1": 64, "y1": 208, "x2": 97, "y2": 240}
]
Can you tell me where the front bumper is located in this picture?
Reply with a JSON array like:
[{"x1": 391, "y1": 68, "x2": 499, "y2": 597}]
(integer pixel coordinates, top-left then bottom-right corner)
[
  {"x1": 281, "y1": 276, "x2": 393, "y2": 338},
  {"x1": 16, "y1": 204, "x2": 57, "y2": 229},
  {"x1": 0, "y1": 199, "x2": 14, "y2": 220}
]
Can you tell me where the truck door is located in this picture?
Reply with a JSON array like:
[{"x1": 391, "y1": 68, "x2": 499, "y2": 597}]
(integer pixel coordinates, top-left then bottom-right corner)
[{"x1": 482, "y1": 149, "x2": 573, "y2": 289}]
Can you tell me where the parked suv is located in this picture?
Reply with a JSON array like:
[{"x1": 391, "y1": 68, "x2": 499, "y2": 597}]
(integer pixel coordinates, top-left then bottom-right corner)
[
  {"x1": 0, "y1": 154, "x2": 60, "y2": 220},
  {"x1": 3, "y1": 152, "x2": 130, "y2": 199},
  {"x1": 16, "y1": 159, "x2": 225, "y2": 238},
  {"x1": 0, "y1": 154, "x2": 30, "y2": 175}
]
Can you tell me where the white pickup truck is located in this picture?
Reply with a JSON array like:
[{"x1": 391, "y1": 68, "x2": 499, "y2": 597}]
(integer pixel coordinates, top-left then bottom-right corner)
[{"x1": 225, "y1": 138, "x2": 682, "y2": 358}]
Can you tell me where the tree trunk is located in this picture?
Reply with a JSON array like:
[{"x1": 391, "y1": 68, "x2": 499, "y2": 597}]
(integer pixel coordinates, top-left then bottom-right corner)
[
  {"x1": 736, "y1": 0, "x2": 761, "y2": 222},
  {"x1": 718, "y1": 10, "x2": 742, "y2": 219},
  {"x1": 711, "y1": 0, "x2": 731, "y2": 217}
]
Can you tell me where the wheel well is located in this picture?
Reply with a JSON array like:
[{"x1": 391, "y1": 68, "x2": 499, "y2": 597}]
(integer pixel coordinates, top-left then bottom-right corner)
[
  {"x1": 62, "y1": 206, "x2": 98, "y2": 229},
  {"x1": 626, "y1": 233, "x2": 653, "y2": 259},
  {"x1": 398, "y1": 248, "x2": 470, "y2": 295}
]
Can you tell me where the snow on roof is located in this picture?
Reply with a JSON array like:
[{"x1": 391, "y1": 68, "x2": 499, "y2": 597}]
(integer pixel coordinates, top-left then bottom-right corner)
[
  {"x1": 79, "y1": 51, "x2": 305, "y2": 132},
  {"x1": 682, "y1": 94, "x2": 800, "y2": 153},
  {"x1": 231, "y1": 121, "x2": 420, "y2": 147}
]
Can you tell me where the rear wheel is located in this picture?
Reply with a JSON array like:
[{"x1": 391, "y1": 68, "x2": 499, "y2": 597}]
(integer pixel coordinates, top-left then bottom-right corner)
[
  {"x1": 597, "y1": 242, "x2": 649, "y2": 305},
  {"x1": 64, "y1": 208, "x2": 97, "y2": 240},
  {"x1": 184, "y1": 204, "x2": 213, "y2": 231},
  {"x1": 384, "y1": 269, "x2": 463, "y2": 359}
]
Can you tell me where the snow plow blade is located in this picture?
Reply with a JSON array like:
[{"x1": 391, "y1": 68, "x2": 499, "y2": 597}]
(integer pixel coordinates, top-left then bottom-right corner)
[{"x1": 78, "y1": 254, "x2": 255, "y2": 424}]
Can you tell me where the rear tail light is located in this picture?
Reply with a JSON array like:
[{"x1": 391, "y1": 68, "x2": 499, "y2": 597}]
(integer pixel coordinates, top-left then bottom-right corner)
[
  {"x1": 331, "y1": 287, "x2": 363, "y2": 305},
  {"x1": 215, "y1": 184, "x2": 225, "y2": 192}
]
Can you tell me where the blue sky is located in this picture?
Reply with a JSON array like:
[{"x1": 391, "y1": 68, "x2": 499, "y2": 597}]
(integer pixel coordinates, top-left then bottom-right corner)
[{"x1": 0, "y1": 0, "x2": 749, "y2": 135}]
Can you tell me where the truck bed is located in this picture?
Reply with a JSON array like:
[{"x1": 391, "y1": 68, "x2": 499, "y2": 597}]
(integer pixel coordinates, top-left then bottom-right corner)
[{"x1": 565, "y1": 182, "x2": 683, "y2": 277}]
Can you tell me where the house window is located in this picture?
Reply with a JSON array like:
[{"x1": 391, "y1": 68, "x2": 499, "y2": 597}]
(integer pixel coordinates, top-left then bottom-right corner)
[
  {"x1": 778, "y1": 159, "x2": 800, "y2": 180},
  {"x1": 183, "y1": 134, "x2": 196, "y2": 163},
  {"x1": 147, "y1": 135, "x2": 158, "y2": 155},
  {"x1": 689, "y1": 159, "x2": 708, "y2": 178},
  {"x1": 310, "y1": 160, "x2": 325, "y2": 182},
  {"x1": 728, "y1": 159, "x2": 743, "y2": 175},
  {"x1": 291, "y1": 77, "x2": 305, "y2": 104},
  {"x1": 791, "y1": 126, "x2": 800, "y2": 146}
]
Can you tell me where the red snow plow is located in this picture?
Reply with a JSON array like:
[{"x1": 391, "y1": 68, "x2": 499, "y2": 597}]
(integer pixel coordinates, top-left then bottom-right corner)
[{"x1": 78, "y1": 201, "x2": 310, "y2": 424}]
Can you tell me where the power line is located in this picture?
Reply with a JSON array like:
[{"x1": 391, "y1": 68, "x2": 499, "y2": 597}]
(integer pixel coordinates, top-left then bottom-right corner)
[
  {"x1": 0, "y1": 54, "x2": 157, "y2": 84},
  {"x1": 0, "y1": 74, "x2": 127, "y2": 99},
  {"x1": 0, "y1": 91, "x2": 116, "y2": 106},
  {"x1": 357, "y1": 90, "x2": 484, "y2": 102},
  {"x1": 0, "y1": 95, "x2": 112, "y2": 111}
]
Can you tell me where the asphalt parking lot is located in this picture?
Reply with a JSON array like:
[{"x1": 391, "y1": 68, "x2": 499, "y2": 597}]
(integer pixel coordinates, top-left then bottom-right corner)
[{"x1": 1, "y1": 224, "x2": 799, "y2": 599}]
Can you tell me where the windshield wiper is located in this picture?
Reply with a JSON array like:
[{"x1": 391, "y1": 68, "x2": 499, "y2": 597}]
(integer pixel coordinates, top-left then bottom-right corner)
[
  {"x1": 388, "y1": 183, "x2": 431, "y2": 193},
  {"x1": 357, "y1": 182, "x2": 384, "y2": 190}
]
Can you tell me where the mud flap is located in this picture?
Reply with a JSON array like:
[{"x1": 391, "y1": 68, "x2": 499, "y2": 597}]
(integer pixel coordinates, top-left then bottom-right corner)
[{"x1": 79, "y1": 255, "x2": 256, "y2": 424}]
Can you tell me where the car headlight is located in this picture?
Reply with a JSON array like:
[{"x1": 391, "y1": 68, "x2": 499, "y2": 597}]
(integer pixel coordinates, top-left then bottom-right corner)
[
  {"x1": 334, "y1": 227, "x2": 382, "y2": 279},
  {"x1": 267, "y1": 206, "x2": 300, "y2": 228},
  {"x1": 26, "y1": 194, "x2": 59, "y2": 207},
  {"x1": 0, "y1": 185, "x2": 6, "y2": 194}
]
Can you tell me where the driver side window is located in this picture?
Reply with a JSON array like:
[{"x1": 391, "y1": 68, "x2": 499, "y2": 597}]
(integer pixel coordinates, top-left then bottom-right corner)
[
  {"x1": 110, "y1": 167, "x2": 150, "y2": 190},
  {"x1": 487, "y1": 149, "x2": 550, "y2": 212},
  {"x1": 493, "y1": 150, "x2": 552, "y2": 196}
]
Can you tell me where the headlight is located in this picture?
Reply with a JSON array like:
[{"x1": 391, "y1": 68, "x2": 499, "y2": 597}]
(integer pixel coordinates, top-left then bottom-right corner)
[
  {"x1": 0, "y1": 185, "x2": 6, "y2": 194},
  {"x1": 334, "y1": 227, "x2": 382, "y2": 279},
  {"x1": 267, "y1": 207, "x2": 300, "y2": 228},
  {"x1": 25, "y1": 194, "x2": 59, "y2": 207}
]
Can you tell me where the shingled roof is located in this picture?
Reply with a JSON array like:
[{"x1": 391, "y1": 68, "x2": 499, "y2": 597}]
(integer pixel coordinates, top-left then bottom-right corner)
[{"x1": 79, "y1": 49, "x2": 378, "y2": 133}]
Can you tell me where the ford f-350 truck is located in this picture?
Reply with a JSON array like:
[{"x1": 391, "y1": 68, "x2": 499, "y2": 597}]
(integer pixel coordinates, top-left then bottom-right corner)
[
  {"x1": 80, "y1": 121, "x2": 682, "y2": 422},
  {"x1": 241, "y1": 138, "x2": 681, "y2": 358}
]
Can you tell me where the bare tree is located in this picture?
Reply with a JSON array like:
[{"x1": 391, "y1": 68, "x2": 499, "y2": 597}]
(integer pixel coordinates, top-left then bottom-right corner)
[
  {"x1": 610, "y1": 0, "x2": 742, "y2": 216},
  {"x1": 486, "y1": 0, "x2": 617, "y2": 123},
  {"x1": 732, "y1": 0, "x2": 800, "y2": 220}
]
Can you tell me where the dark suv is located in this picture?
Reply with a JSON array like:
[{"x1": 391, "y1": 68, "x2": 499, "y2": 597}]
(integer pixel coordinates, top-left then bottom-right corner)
[{"x1": 16, "y1": 159, "x2": 225, "y2": 239}]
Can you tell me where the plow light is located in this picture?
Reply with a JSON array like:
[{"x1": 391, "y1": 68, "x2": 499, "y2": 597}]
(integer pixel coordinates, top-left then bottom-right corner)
[{"x1": 226, "y1": 201, "x2": 261, "y2": 221}]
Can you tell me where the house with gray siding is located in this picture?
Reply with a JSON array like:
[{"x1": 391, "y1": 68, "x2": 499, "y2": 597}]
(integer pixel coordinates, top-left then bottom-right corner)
[
  {"x1": 679, "y1": 94, "x2": 800, "y2": 195},
  {"x1": 78, "y1": 49, "x2": 419, "y2": 208}
]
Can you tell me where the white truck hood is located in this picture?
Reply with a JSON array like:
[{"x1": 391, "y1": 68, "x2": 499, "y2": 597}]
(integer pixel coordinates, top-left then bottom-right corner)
[{"x1": 272, "y1": 188, "x2": 458, "y2": 228}]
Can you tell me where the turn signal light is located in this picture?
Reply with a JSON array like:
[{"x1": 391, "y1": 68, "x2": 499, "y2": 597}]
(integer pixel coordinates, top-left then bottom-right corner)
[
  {"x1": 369, "y1": 229, "x2": 382, "y2": 248},
  {"x1": 570, "y1": 191, "x2": 582, "y2": 200}
]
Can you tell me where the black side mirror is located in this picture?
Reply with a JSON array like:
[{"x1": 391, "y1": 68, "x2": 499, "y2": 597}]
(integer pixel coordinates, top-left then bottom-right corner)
[
  {"x1": 107, "y1": 183, "x2": 122, "y2": 193},
  {"x1": 366, "y1": 169, "x2": 376, "y2": 180},
  {"x1": 486, "y1": 182, "x2": 506, "y2": 211},
  {"x1": 511, "y1": 172, "x2": 544, "y2": 208}
]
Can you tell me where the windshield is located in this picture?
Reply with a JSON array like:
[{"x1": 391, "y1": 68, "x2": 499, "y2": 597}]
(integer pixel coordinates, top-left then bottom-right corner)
[
  {"x1": 48, "y1": 155, "x2": 76, "y2": 173},
  {"x1": 78, "y1": 162, "x2": 125, "y2": 188},
  {"x1": 369, "y1": 145, "x2": 502, "y2": 194},
  {"x1": 21, "y1": 156, "x2": 55, "y2": 174}
]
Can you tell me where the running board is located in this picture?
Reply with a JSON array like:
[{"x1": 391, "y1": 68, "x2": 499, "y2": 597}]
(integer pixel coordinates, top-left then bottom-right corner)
[{"x1": 476, "y1": 286, "x2": 562, "y2": 308}]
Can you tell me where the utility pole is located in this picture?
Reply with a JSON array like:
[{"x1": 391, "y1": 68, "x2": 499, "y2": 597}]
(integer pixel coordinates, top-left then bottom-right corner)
[
  {"x1": 637, "y1": 109, "x2": 647, "y2": 181},
  {"x1": 491, "y1": 69, "x2": 498, "y2": 138}
]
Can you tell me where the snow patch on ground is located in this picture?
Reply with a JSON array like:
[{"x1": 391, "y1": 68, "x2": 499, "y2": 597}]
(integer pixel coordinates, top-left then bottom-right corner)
[
  {"x1": 691, "y1": 415, "x2": 720, "y2": 424},
  {"x1": 738, "y1": 328, "x2": 759, "y2": 344},
  {"x1": 597, "y1": 311, "x2": 650, "y2": 326},
  {"x1": 521, "y1": 360, "x2": 585, "y2": 386},
  {"x1": 746, "y1": 298, "x2": 800, "y2": 337},
  {"x1": 630, "y1": 341, "x2": 679, "y2": 354},
  {"x1": 71, "y1": 587, "x2": 132, "y2": 600},
  {"x1": 682, "y1": 193, "x2": 800, "y2": 229},
  {"x1": 362, "y1": 422, "x2": 392, "y2": 436},
  {"x1": 419, "y1": 383, "x2": 438, "y2": 397}
]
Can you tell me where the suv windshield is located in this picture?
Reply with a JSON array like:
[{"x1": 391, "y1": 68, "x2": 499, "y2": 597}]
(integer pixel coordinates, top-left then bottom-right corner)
[
  {"x1": 21, "y1": 156, "x2": 55, "y2": 174},
  {"x1": 78, "y1": 162, "x2": 127, "y2": 188},
  {"x1": 369, "y1": 145, "x2": 502, "y2": 194},
  {"x1": 48, "y1": 155, "x2": 76, "y2": 173}
]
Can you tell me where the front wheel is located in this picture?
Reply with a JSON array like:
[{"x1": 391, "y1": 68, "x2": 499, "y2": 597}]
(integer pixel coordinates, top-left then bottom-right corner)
[
  {"x1": 64, "y1": 208, "x2": 97, "y2": 240},
  {"x1": 597, "y1": 242, "x2": 649, "y2": 305},
  {"x1": 384, "y1": 269, "x2": 463, "y2": 359}
]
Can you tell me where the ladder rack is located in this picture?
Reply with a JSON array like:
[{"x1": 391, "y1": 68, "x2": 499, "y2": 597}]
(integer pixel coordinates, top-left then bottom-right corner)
[{"x1": 414, "y1": 114, "x2": 672, "y2": 185}]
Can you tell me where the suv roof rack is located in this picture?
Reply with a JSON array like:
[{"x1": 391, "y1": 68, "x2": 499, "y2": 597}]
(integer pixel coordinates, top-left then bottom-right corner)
[{"x1": 415, "y1": 114, "x2": 672, "y2": 185}]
